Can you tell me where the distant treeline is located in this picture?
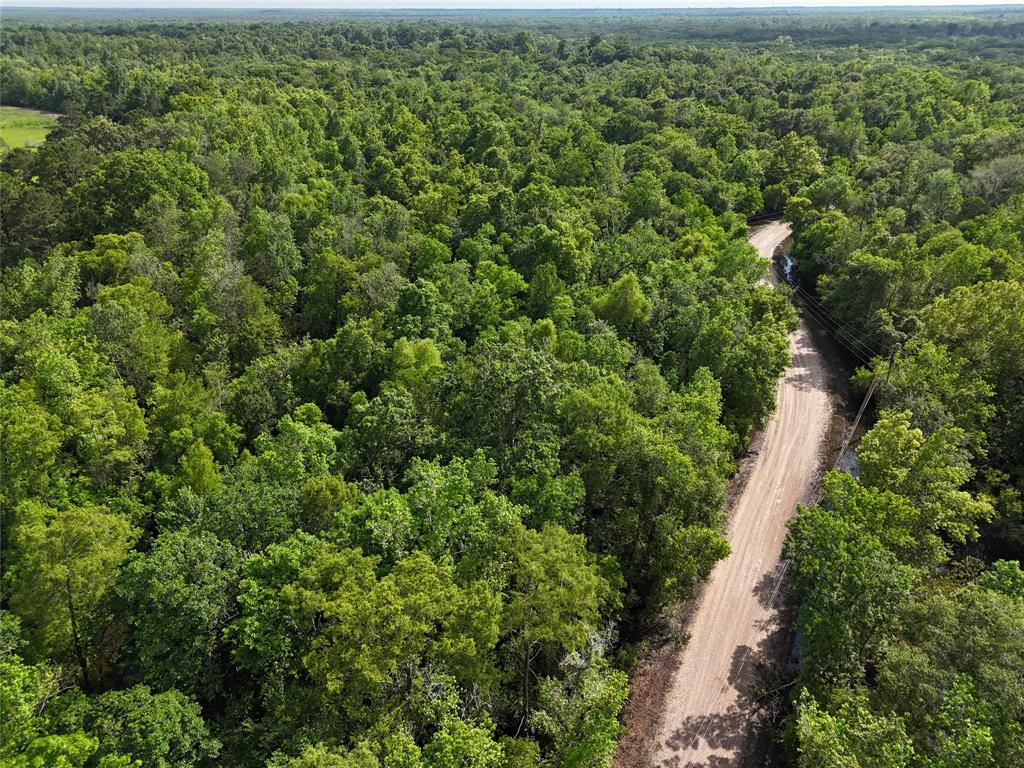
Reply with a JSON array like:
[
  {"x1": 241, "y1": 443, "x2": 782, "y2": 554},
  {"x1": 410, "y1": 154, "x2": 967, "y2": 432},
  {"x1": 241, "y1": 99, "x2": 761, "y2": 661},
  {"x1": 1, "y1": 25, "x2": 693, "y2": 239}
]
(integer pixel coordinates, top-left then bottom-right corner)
[{"x1": 3, "y1": 6, "x2": 1024, "y2": 52}]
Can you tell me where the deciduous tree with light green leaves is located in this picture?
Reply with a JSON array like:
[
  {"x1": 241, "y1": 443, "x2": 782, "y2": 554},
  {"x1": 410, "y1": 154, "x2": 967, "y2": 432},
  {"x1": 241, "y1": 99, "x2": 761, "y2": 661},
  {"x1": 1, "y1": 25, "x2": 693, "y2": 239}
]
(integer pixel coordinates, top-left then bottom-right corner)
[{"x1": 7, "y1": 505, "x2": 139, "y2": 689}]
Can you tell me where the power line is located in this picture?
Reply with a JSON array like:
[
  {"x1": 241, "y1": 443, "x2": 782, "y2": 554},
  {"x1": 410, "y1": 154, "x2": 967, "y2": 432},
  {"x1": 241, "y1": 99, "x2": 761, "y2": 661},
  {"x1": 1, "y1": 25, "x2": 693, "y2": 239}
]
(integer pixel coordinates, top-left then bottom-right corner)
[
  {"x1": 772, "y1": 263, "x2": 888, "y2": 362},
  {"x1": 793, "y1": 301, "x2": 874, "y2": 362},
  {"x1": 831, "y1": 344, "x2": 897, "y2": 475},
  {"x1": 770, "y1": 261, "x2": 887, "y2": 341},
  {"x1": 786, "y1": 291, "x2": 883, "y2": 362},
  {"x1": 787, "y1": 295, "x2": 875, "y2": 365},
  {"x1": 787, "y1": 282, "x2": 888, "y2": 359},
  {"x1": 674, "y1": 325, "x2": 897, "y2": 766},
  {"x1": 674, "y1": 223, "x2": 895, "y2": 764}
]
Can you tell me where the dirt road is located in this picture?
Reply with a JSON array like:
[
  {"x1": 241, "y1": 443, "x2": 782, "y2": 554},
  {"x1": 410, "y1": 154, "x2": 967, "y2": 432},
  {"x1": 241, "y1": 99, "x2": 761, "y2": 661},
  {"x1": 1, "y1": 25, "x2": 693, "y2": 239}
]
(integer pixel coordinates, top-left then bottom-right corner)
[{"x1": 642, "y1": 221, "x2": 833, "y2": 767}]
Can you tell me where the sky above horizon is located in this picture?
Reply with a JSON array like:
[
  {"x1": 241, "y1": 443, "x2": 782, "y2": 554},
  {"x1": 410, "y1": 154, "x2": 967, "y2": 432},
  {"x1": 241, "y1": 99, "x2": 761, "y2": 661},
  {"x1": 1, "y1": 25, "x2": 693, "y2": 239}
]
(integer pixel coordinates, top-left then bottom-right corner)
[{"x1": 6, "y1": 0, "x2": 1023, "y2": 8}]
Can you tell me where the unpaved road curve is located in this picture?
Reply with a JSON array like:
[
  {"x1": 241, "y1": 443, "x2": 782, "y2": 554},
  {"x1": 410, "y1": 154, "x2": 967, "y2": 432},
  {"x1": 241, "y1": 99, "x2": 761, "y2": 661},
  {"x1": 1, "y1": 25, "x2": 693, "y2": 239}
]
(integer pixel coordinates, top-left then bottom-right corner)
[{"x1": 645, "y1": 221, "x2": 833, "y2": 767}]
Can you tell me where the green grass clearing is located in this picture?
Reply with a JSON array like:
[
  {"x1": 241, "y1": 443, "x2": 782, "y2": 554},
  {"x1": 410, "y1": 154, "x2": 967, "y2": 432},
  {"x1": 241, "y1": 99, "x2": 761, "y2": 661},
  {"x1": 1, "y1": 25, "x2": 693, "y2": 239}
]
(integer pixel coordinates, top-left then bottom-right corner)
[{"x1": 0, "y1": 105, "x2": 59, "y2": 153}]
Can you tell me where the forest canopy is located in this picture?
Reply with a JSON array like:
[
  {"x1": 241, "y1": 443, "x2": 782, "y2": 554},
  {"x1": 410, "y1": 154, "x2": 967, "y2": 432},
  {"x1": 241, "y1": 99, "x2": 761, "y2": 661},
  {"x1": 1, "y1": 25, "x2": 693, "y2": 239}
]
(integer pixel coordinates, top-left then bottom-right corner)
[{"x1": 1, "y1": 8, "x2": 1022, "y2": 768}]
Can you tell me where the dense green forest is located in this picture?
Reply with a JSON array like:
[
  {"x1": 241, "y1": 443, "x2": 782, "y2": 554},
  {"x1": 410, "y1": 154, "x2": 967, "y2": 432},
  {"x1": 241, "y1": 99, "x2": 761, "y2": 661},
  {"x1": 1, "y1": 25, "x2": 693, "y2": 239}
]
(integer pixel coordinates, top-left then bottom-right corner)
[{"x1": 0, "y1": 9, "x2": 1022, "y2": 768}]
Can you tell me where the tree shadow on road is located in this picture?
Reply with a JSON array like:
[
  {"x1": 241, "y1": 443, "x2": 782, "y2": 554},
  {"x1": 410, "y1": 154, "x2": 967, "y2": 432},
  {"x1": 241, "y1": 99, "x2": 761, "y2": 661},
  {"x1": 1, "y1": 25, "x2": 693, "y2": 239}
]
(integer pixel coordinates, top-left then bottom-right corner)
[
  {"x1": 657, "y1": 703, "x2": 749, "y2": 767},
  {"x1": 752, "y1": 564, "x2": 787, "y2": 611},
  {"x1": 784, "y1": 363, "x2": 824, "y2": 393},
  {"x1": 654, "y1": 592, "x2": 795, "y2": 768}
]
